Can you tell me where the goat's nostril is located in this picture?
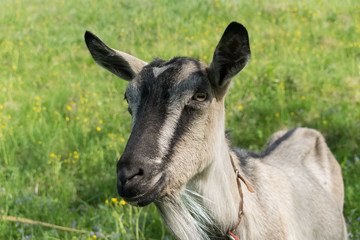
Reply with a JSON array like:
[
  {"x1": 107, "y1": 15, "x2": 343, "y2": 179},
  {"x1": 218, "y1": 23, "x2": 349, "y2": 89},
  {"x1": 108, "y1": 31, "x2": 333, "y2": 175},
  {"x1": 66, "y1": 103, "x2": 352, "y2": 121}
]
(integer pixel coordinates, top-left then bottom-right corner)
[
  {"x1": 119, "y1": 168, "x2": 145, "y2": 185},
  {"x1": 129, "y1": 168, "x2": 144, "y2": 181}
]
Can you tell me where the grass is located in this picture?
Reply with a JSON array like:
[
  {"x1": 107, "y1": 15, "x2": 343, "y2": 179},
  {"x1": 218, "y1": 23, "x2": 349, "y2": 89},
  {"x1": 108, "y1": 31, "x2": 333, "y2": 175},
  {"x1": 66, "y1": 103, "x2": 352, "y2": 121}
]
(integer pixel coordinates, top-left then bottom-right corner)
[{"x1": 0, "y1": 0, "x2": 359, "y2": 239}]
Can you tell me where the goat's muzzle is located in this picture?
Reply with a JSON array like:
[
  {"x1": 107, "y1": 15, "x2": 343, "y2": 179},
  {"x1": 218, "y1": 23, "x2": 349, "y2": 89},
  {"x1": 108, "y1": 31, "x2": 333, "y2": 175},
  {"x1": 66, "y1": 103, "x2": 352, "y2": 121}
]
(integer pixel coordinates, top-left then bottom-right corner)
[{"x1": 116, "y1": 155, "x2": 166, "y2": 207}]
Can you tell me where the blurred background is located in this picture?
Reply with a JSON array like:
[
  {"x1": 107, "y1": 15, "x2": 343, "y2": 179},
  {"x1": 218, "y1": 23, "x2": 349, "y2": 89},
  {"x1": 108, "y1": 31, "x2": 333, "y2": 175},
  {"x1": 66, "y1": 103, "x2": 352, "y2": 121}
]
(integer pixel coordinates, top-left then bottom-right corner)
[{"x1": 0, "y1": 0, "x2": 359, "y2": 239}]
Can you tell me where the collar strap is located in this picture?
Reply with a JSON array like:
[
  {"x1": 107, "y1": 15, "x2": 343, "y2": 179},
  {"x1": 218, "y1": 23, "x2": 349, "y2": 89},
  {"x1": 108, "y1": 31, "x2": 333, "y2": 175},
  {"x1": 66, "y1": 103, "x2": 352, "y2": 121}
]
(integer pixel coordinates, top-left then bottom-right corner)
[
  {"x1": 228, "y1": 154, "x2": 255, "y2": 239},
  {"x1": 227, "y1": 231, "x2": 240, "y2": 240}
]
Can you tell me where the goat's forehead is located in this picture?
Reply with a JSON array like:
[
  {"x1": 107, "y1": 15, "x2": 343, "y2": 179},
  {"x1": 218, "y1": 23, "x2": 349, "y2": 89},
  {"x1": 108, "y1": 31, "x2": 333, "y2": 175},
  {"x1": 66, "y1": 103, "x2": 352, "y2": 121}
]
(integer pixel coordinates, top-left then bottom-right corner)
[{"x1": 130, "y1": 57, "x2": 207, "y2": 90}]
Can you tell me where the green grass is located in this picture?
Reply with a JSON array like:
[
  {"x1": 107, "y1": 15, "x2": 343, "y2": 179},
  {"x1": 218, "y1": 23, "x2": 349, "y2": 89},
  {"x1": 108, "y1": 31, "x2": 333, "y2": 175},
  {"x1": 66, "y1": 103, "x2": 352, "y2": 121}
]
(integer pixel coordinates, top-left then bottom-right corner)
[{"x1": 0, "y1": 0, "x2": 359, "y2": 239}]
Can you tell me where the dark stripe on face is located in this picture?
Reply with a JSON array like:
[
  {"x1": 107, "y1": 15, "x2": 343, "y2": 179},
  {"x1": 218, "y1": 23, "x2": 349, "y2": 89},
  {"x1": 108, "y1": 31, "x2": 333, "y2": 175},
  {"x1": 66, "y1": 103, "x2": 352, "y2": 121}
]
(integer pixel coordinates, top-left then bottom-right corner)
[
  {"x1": 151, "y1": 60, "x2": 208, "y2": 165},
  {"x1": 123, "y1": 59, "x2": 185, "y2": 161},
  {"x1": 125, "y1": 68, "x2": 170, "y2": 160},
  {"x1": 162, "y1": 101, "x2": 201, "y2": 165},
  {"x1": 125, "y1": 57, "x2": 208, "y2": 166}
]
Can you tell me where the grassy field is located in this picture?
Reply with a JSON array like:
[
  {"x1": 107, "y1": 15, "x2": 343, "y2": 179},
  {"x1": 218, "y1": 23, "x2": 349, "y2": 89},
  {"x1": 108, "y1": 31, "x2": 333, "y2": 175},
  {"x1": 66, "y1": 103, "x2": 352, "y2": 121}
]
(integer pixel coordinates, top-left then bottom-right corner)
[{"x1": 0, "y1": 0, "x2": 359, "y2": 239}]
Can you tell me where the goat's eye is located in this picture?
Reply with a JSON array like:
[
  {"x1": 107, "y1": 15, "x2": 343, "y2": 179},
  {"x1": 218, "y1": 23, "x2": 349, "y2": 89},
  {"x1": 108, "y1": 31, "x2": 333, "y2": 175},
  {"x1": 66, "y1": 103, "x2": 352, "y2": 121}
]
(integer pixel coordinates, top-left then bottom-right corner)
[{"x1": 193, "y1": 92, "x2": 207, "y2": 102}]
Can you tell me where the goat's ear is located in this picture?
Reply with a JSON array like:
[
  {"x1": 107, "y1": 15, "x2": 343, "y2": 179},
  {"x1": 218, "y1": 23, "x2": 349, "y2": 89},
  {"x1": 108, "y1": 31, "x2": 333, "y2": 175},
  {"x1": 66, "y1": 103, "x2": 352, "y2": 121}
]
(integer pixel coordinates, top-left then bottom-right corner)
[
  {"x1": 84, "y1": 31, "x2": 147, "y2": 81},
  {"x1": 208, "y1": 22, "x2": 250, "y2": 96}
]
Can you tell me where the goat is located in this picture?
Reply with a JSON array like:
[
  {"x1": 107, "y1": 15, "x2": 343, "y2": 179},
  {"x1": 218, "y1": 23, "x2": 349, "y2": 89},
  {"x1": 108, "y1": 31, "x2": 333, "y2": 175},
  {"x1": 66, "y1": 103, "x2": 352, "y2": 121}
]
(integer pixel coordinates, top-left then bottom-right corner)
[{"x1": 85, "y1": 22, "x2": 347, "y2": 240}]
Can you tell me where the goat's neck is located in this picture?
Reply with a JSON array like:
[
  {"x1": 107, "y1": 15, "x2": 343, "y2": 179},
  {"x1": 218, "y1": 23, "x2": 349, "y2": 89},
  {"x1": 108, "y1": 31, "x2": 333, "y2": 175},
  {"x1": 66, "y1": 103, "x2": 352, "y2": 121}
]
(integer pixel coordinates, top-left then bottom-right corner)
[
  {"x1": 187, "y1": 138, "x2": 242, "y2": 236},
  {"x1": 156, "y1": 118, "x2": 244, "y2": 239},
  {"x1": 188, "y1": 103, "x2": 242, "y2": 236}
]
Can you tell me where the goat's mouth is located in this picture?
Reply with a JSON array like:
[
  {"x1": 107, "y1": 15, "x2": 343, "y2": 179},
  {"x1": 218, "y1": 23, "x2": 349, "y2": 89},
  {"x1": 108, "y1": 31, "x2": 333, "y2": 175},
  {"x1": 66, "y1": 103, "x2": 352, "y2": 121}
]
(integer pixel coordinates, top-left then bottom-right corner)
[{"x1": 117, "y1": 174, "x2": 166, "y2": 207}]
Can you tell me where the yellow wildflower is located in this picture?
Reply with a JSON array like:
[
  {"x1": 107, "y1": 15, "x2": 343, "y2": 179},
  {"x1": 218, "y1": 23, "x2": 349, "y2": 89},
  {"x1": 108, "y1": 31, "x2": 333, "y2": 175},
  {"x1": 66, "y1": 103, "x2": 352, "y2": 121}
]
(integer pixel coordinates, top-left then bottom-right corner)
[{"x1": 279, "y1": 82, "x2": 285, "y2": 90}]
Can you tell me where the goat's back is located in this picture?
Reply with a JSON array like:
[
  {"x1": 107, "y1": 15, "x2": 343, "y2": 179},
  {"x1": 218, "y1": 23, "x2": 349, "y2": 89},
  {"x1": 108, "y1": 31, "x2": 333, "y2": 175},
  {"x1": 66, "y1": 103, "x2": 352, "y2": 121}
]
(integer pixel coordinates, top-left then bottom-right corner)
[
  {"x1": 265, "y1": 128, "x2": 344, "y2": 209},
  {"x1": 237, "y1": 128, "x2": 346, "y2": 239}
]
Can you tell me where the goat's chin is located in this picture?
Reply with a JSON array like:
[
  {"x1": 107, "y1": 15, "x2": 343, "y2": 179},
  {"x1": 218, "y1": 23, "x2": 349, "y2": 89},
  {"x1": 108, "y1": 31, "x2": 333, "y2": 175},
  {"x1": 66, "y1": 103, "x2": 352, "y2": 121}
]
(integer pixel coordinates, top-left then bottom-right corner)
[{"x1": 121, "y1": 175, "x2": 167, "y2": 207}]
